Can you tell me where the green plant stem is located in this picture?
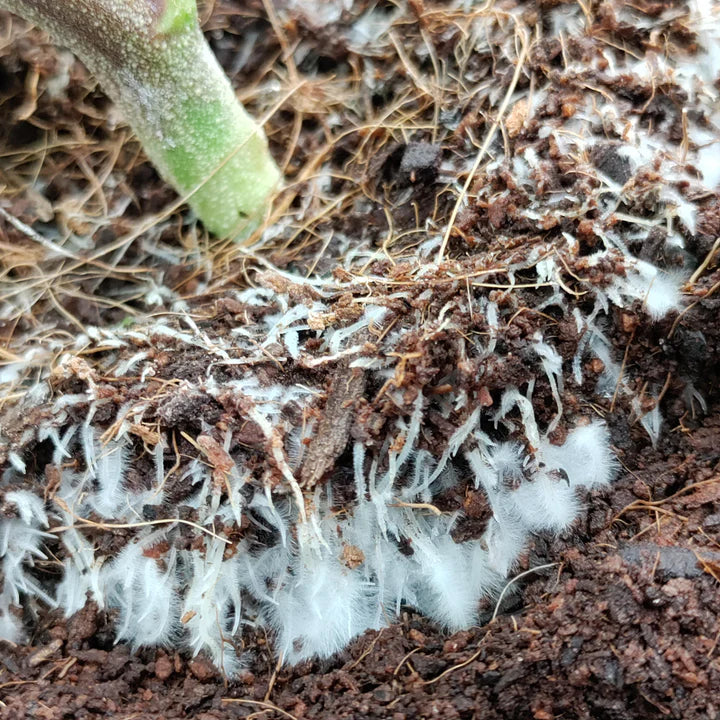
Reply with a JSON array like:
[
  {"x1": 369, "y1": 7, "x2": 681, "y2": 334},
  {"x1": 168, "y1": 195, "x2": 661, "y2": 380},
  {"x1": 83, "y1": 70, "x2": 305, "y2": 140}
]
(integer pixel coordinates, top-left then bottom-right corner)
[{"x1": 0, "y1": 0, "x2": 280, "y2": 237}]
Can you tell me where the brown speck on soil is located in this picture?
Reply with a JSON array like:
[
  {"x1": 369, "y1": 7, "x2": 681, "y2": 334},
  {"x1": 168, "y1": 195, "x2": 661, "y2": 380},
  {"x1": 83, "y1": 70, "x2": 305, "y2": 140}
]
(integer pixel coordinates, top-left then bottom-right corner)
[{"x1": 1, "y1": 0, "x2": 720, "y2": 718}]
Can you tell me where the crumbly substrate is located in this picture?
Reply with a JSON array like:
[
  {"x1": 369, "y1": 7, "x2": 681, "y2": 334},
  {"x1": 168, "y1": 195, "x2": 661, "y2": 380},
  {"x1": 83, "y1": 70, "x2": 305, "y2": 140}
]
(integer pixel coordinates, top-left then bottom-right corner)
[{"x1": 0, "y1": 0, "x2": 719, "y2": 717}]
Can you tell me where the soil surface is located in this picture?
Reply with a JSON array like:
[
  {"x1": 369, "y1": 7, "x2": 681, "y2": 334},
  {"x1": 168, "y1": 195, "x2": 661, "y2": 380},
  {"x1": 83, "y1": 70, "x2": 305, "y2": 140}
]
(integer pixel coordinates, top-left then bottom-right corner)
[{"x1": 1, "y1": 1, "x2": 719, "y2": 719}]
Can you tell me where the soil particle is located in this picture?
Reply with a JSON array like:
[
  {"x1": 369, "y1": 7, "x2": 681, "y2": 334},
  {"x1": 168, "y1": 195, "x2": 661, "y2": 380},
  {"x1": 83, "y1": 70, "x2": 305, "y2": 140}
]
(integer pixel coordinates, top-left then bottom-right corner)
[
  {"x1": 156, "y1": 386, "x2": 224, "y2": 431},
  {"x1": 189, "y1": 656, "x2": 219, "y2": 683},
  {"x1": 590, "y1": 143, "x2": 633, "y2": 185},
  {"x1": 155, "y1": 653, "x2": 174, "y2": 680},
  {"x1": 620, "y1": 543, "x2": 720, "y2": 580},
  {"x1": 398, "y1": 142, "x2": 442, "y2": 185}
]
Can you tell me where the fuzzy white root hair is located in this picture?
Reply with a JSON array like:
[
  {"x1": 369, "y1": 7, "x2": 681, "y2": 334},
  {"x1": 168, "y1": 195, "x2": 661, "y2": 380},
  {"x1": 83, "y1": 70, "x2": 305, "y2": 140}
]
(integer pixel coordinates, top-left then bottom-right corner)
[
  {"x1": 181, "y1": 537, "x2": 244, "y2": 674},
  {"x1": 104, "y1": 536, "x2": 180, "y2": 649},
  {"x1": 0, "y1": 267, "x2": 668, "y2": 668},
  {"x1": 0, "y1": 406, "x2": 616, "y2": 668},
  {"x1": 0, "y1": 491, "x2": 55, "y2": 642},
  {"x1": 0, "y1": 254, "x2": 678, "y2": 669}
]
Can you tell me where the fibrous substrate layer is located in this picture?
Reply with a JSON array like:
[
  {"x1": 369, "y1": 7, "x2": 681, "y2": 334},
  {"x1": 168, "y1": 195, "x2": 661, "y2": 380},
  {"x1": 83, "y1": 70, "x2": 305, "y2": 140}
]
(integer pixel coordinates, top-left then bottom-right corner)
[{"x1": 0, "y1": 238, "x2": 689, "y2": 669}]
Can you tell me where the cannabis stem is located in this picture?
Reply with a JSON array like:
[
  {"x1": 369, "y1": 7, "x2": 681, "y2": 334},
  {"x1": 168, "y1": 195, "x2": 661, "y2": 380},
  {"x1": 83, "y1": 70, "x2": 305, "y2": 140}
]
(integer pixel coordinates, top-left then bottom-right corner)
[{"x1": 1, "y1": 0, "x2": 280, "y2": 237}]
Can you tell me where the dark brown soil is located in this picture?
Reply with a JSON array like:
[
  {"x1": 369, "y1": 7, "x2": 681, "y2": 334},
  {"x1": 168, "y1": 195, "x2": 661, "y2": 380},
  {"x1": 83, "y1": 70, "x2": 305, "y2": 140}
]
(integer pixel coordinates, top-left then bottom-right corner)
[{"x1": 1, "y1": 1, "x2": 719, "y2": 719}]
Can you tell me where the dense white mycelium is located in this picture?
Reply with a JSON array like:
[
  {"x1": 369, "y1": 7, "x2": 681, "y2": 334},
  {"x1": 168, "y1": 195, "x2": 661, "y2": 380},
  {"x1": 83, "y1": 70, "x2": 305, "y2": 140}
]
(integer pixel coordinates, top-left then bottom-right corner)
[
  {"x1": 0, "y1": 273, "x2": 639, "y2": 669},
  {"x1": 0, "y1": 492, "x2": 55, "y2": 642},
  {"x1": 3, "y1": 394, "x2": 615, "y2": 666}
]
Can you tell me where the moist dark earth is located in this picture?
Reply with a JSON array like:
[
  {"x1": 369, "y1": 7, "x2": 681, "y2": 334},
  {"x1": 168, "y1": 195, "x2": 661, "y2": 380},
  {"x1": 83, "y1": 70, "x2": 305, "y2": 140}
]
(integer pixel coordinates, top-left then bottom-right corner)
[{"x1": 1, "y1": 1, "x2": 719, "y2": 719}]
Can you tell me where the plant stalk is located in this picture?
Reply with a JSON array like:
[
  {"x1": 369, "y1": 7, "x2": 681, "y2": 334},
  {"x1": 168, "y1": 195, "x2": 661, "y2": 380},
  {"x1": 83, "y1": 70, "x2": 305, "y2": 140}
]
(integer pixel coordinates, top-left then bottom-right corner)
[{"x1": 0, "y1": 0, "x2": 280, "y2": 237}]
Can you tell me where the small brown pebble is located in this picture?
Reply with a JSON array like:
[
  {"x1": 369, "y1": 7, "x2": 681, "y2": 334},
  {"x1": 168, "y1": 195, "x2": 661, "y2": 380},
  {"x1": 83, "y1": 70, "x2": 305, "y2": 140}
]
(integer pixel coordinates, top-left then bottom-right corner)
[
  {"x1": 155, "y1": 654, "x2": 173, "y2": 680},
  {"x1": 29, "y1": 706, "x2": 60, "y2": 720},
  {"x1": 488, "y1": 200, "x2": 506, "y2": 229},
  {"x1": 235, "y1": 669, "x2": 255, "y2": 685},
  {"x1": 620, "y1": 313, "x2": 638, "y2": 333},
  {"x1": 189, "y1": 657, "x2": 216, "y2": 682},
  {"x1": 408, "y1": 628, "x2": 426, "y2": 645},
  {"x1": 463, "y1": 490, "x2": 492, "y2": 521},
  {"x1": 215, "y1": 296, "x2": 245, "y2": 315},
  {"x1": 632, "y1": 479, "x2": 651, "y2": 500},
  {"x1": 373, "y1": 684, "x2": 393, "y2": 703},
  {"x1": 533, "y1": 710, "x2": 554, "y2": 720},
  {"x1": 506, "y1": 98, "x2": 528, "y2": 138},
  {"x1": 67, "y1": 601, "x2": 99, "y2": 644},
  {"x1": 49, "y1": 625, "x2": 68, "y2": 642},
  {"x1": 577, "y1": 219, "x2": 596, "y2": 239},
  {"x1": 478, "y1": 386, "x2": 493, "y2": 407},
  {"x1": 540, "y1": 215, "x2": 559, "y2": 230},
  {"x1": 74, "y1": 649, "x2": 108, "y2": 664},
  {"x1": 340, "y1": 544, "x2": 365, "y2": 569},
  {"x1": 443, "y1": 632, "x2": 470, "y2": 654},
  {"x1": 443, "y1": 639, "x2": 459, "y2": 654},
  {"x1": 307, "y1": 312, "x2": 326, "y2": 331}
]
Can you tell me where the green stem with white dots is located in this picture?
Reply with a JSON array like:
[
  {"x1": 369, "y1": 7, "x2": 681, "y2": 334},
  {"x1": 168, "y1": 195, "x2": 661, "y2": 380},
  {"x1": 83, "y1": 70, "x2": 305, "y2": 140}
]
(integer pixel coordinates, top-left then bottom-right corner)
[{"x1": 1, "y1": 0, "x2": 280, "y2": 237}]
